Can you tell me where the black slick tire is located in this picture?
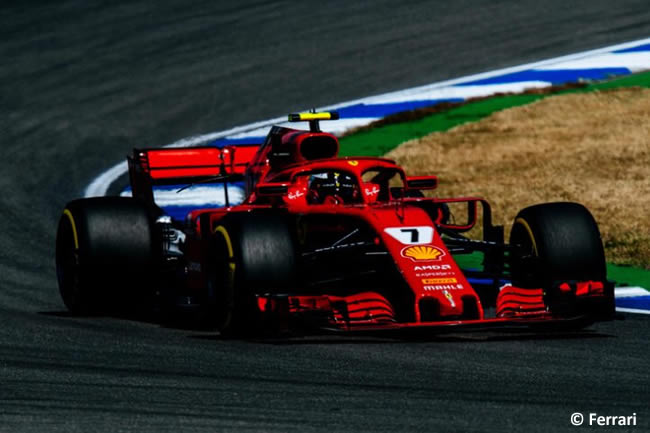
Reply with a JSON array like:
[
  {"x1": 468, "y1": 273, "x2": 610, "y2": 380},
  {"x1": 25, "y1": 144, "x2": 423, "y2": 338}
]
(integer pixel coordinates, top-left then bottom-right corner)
[
  {"x1": 509, "y1": 202, "x2": 606, "y2": 288},
  {"x1": 211, "y1": 213, "x2": 296, "y2": 337},
  {"x1": 509, "y1": 201, "x2": 615, "y2": 322},
  {"x1": 55, "y1": 197, "x2": 156, "y2": 314}
]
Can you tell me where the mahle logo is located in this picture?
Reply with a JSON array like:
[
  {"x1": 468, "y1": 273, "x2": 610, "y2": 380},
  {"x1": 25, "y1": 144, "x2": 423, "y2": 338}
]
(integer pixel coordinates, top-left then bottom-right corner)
[{"x1": 401, "y1": 245, "x2": 445, "y2": 262}]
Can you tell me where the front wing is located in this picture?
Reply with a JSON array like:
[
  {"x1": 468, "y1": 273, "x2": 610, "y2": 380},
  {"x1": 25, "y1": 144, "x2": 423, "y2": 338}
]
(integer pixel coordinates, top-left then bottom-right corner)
[{"x1": 254, "y1": 280, "x2": 615, "y2": 335}]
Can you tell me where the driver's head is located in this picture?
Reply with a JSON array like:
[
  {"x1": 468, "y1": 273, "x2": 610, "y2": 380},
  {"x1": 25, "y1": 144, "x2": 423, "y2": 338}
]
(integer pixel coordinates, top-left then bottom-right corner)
[{"x1": 308, "y1": 171, "x2": 359, "y2": 204}]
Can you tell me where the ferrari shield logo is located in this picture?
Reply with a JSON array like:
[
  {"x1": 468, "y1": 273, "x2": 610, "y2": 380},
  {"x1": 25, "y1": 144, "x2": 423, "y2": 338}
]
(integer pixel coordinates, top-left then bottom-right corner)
[{"x1": 443, "y1": 290, "x2": 456, "y2": 307}]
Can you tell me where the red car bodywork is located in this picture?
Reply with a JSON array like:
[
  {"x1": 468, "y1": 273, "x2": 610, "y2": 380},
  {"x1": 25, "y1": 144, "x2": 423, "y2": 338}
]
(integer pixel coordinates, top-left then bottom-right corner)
[{"x1": 126, "y1": 113, "x2": 613, "y2": 334}]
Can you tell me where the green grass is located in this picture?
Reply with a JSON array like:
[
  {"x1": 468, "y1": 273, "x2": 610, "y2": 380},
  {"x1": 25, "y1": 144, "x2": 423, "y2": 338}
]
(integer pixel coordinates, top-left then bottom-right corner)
[
  {"x1": 452, "y1": 251, "x2": 484, "y2": 271},
  {"x1": 454, "y1": 252, "x2": 650, "y2": 289},
  {"x1": 339, "y1": 70, "x2": 650, "y2": 157},
  {"x1": 585, "y1": 70, "x2": 650, "y2": 90},
  {"x1": 340, "y1": 70, "x2": 650, "y2": 287},
  {"x1": 607, "y1": 264, "x2": 650, "y2": 289},
  {"x1": 339, "y1": 94, "x2": 543, "y2": 156}
]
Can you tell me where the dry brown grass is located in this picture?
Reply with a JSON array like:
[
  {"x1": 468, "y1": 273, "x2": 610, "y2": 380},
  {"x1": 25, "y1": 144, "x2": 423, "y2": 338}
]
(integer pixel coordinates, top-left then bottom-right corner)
[{"x1": 387, "y1": 88, "x2": 650, "y2": 268}]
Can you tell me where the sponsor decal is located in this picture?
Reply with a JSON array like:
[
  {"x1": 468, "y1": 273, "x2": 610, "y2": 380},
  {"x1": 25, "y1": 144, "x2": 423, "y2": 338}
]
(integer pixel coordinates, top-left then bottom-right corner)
[
  {"x1": 401, "y1": 244, "x2": 445, "y2": 261},
  {"x1": 364, "y1": 185, "x2": 380, "y2": 197},
  {"x1": 443, "y1": 290, "x2": 456, "y2": 308},
  {"x1": 287, "y1": 189, "x2": 305, "y2": 200},
  {"x1": 423, "y1": 284, "x2": 464, "y2": 291},
  {"x1": 414, "y1": 264, "x2": 452, "y2": 271},
  {"x1": 416, "y1": 272, "x2": 453, "y2": 277},
  {"x1": 347, "y1": 160, "x2": 359, "y2": 166},
  {"x1": 385, "y1": 226, "x2": 434, "y2": 245},
  {"x1": 422, "y1": 277, "x2": 457, "y2": 284}
]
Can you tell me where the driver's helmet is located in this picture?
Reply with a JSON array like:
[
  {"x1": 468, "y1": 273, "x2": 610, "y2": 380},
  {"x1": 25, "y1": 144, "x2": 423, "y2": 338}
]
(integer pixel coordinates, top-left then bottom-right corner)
[{"x1": 308, "y1": 171, "x2": 360, "y2": 204}]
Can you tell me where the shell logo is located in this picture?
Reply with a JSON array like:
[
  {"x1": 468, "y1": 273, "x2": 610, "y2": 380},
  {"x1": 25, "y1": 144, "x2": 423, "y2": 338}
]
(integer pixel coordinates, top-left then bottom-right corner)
[
  {"x1": 347, "y1": 160, "x2": 359, "y2": 166},
  {"x1": 401, "y1": 245, "x2": 445, "y2": 262}
]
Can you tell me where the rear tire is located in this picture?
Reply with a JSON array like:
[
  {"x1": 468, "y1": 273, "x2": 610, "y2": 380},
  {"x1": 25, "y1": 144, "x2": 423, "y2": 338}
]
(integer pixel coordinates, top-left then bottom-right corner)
[
  {"x1": 509, "y1": 202, "x2": 606, "y2": 288},
  {"x1": 211, "y1": 214, "x2": 296, "y2": 336},
  {"x1": 55, "y1": 197, "x2": 156, "y2": 314}
]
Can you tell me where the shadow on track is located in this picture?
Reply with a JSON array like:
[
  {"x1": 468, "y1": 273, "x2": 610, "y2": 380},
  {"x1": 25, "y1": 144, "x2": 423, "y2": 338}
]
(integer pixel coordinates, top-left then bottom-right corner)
[
  {"x1": 40, "y1": 309, "x2": 616, "y2": 345},
  {"x1": 188, "y1": 328, "x2": 615, "y2": 345}
]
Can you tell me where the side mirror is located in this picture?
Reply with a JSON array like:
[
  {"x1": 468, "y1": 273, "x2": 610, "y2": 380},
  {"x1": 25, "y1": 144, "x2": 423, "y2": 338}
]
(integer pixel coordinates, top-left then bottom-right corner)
[
  {"x1": 256, "y1": 182, "x2": 289, "y2": 197},
  {"x1": 405, "y1": 175, "x2": 437, "y2": 190},
  {"x1": 436, "y1": 200, "x2": 478, "y2": 232}
]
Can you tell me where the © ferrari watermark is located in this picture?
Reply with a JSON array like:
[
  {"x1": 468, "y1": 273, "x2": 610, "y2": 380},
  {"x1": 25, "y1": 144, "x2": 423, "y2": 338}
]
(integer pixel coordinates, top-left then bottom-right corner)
[{"x1": 570, "y1": 412, "x2": 638, "y2": 427}]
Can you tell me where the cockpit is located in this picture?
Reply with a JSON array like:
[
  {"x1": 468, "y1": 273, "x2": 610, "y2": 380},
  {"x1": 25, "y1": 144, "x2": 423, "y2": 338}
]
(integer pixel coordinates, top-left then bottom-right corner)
[
  {"x1": 281, "y1": 165, "x2": 407, "y2": 206},
  {"x1": 306, "y1": 171, "x2": 361, "y2": 205}
]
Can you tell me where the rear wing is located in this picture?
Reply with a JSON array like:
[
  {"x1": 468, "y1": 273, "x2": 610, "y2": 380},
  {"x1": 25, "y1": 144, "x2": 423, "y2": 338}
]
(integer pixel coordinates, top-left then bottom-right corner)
[{"x1": 128, "y1": 144, "x2": 260, "y2": 206}]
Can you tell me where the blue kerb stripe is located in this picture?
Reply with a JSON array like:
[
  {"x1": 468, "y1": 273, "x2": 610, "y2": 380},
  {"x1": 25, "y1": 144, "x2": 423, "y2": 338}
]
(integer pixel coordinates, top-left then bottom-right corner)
[
  {"x1": 162, "y1": 206, "x2": 194, "y2": 221},
  {"x1": 122, "y1": 184, "x2": 241, "y2": 193},
  {"x1": 161, "y1": 205, "x2": 236, "y2": 221},
  {"x1": 613, "y1": 43, "x2": 650, "y2": 53},
  {"x1": 210, "y1": 136, "x2": 266, "y2": 147},
  {"x1": 336, "y1": 99, "x2": 463, "y2": 118},
  {"x1": 616, "y1": 296, "x2": 650, "y2": 310},
  {"x1": 145, "y1": 183, "x2": 244, "y2": 192},
  {"x1": 456, "y1": 68, "x2": 631, "y2": 86},
  {"x1": 121, "y1": 184, "x2": 247, "y2": 221},
  {"x1": 467, "y1": 277, "x2": 510, "y2": 286}
]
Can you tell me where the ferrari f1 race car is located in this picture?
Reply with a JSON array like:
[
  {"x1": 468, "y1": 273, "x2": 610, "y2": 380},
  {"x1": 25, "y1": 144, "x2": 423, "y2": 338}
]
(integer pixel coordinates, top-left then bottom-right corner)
[{"x1": 56, "y1": 112, "x2": 614, "y2": 336}]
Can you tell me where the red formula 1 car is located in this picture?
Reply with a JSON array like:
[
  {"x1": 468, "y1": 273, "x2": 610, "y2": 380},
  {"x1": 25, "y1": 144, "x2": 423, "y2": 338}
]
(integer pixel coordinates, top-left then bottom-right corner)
[{"x1": 56, "y1": 112, "x2": 614, "y2": 336}]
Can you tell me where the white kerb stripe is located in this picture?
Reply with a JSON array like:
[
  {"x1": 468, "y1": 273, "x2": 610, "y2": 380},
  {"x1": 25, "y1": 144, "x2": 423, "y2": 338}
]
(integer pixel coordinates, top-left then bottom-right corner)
[
  {"x1": 84, "y1": 36, "x2": 650, "y2": 198},
  {"x1": 614, "y1": 287, "x2": 650, "y2": 298},
  {"x1": 616, "y1": 307, "x2": 650, "y2": 315}
]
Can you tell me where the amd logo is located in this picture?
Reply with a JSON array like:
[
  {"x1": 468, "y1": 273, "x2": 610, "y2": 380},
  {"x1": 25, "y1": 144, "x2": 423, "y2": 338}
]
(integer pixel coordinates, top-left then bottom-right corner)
[{"x1": 413, "y1": 264, "x2": 452, "y2": 271}]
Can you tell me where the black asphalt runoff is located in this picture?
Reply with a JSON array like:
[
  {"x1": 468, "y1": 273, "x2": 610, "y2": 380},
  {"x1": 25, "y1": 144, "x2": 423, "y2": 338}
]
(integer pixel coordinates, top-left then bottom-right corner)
[{"x1": 1, "y1": 2, "x2": 648, "y2": 431}]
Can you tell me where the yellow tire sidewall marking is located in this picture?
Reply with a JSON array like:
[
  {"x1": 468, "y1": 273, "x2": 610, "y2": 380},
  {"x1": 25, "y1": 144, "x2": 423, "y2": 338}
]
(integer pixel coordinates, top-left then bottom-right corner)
[
  {"x1": 514, "y1": 217, "x2": 538, "y2": 257},
  {"x1": 213, "y1": 225, "x2": 238, "y2": 330},
  {"x1": 63, "y1": 209, "x2": 79, "y2": 250},
  {"x1": 214, "y1": 225, "x2": 237, "y2": 282}
]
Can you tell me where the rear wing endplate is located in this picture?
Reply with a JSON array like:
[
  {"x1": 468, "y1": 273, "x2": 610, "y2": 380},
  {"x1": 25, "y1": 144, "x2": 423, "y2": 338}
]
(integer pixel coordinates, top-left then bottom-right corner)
[{"x1": 128, "y1": 144, "x2": 260, "y2": 205}]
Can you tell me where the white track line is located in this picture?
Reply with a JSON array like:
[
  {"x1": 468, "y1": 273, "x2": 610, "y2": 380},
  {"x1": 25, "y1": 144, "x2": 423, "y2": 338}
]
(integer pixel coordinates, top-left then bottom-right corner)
[
  {"x1": 84, "y1": 37, "x2": 650, "y2": 198},
  {"x1": 536, "y1": 52, "x2": 650, "y2": 71},
  {"x1": 615, "y1": 287, "x2": 650, "y2": 298},
  {"x1": 616, "y1": 307, "x2": 650, "y2": 315},
  {"x1": 614, "y1": 287, "x2": 650, "y2": 314},
  {"x1": 120, "y1": 184, "x2": 245, "y2": 207}
]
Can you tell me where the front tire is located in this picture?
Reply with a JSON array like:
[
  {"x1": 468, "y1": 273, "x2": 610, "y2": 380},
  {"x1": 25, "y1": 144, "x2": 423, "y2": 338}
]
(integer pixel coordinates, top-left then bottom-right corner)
[
  {"x1": 509, "y1": 202, "x2": 615, "y2": 322},
  {"x1": 211, "y1": 213, "x2": 296, "y2": 336},
  {"x1": 509, "y1": 202, "x2": 606, "y2": 288}
]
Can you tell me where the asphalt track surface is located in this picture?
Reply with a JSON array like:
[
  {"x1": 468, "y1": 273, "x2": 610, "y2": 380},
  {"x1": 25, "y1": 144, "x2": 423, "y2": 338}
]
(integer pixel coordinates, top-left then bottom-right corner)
[{"x1": 1, "y1": 2, "x2": 649, "y2": 431}]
